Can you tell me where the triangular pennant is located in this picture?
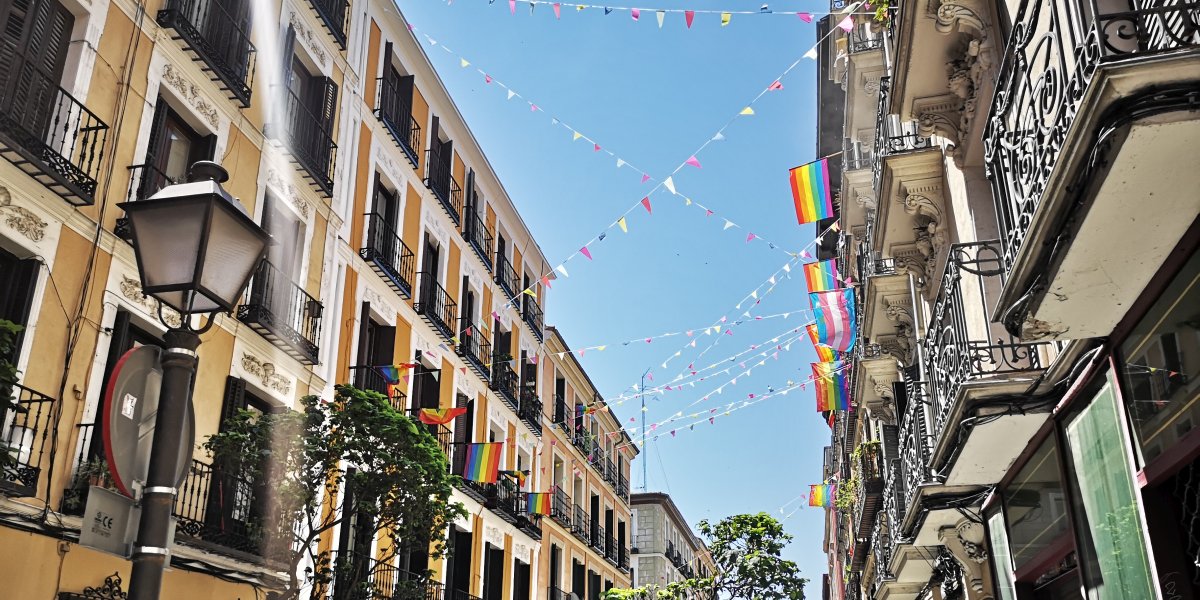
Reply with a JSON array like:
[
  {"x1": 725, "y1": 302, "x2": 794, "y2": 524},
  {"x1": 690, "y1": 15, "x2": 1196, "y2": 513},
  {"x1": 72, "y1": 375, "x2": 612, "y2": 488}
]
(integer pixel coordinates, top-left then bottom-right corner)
[
  {"x1": 721, "y1": 12, "x2": 731, "y2": 26},
  {"x1": 573, "y1": 131, "x2": 583, "y2": 141},
  {"x1": 768, "y1": 81, "x2": 783, "y2": 91},
  {"x1": 460, "y1": 58, "x2": 470, "y2": 68},
  {"x1": 685, "y1": 10, "x2": 695, "y2": 28},
  {"x1": 663, "y1": 176, "x2": 676, "y2": 195},
  {"x1": 740, "y1": 106, "x2": 755, "y2": 115},
  {"x1": 641, "y1": 197, "x2": 652, "y2": 214},
  {"x1": 553, "y1": 2, "x2": 561, "y2": 18},
  {"x1": 616, "y1": 158, "x2": 626, "y2": 168},
  {"x1": 656, "y1": 10, "x2": 664, "y2": 28},
  {"x1": 510, "y1": 0, "x2": 516, "y2": 14},
  {"x1": 507, "y1": 89, "x2": 516, "y2": 100},
  {"x1": 723, "y1": 219, "x2": 735, "y2": 230},
  {"x1": 803, "y1": 47, "x2": 818, "y2": 60},
  {"x1": 556, "y1": 264, "x2": 569, "y2": 278},
  {"x1": 617, "y1": 217, "x2": 628, "y2": 233},
  {"x1": 685, "y1": 156, "x2": 701, "y2": 168},
  {"x1": 641, "y1": 174, "x2": 651, "y2": 183},
  {"x1": 631, "y1": 8, "x2": 639, "y2": 20}
]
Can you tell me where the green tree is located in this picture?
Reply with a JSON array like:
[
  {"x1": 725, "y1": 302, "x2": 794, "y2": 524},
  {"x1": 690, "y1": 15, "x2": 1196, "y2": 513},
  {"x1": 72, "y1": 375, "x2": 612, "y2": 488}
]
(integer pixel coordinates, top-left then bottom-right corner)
[
  {"x1": 204, "y1": 384, "x2": 467, "y2": 600},
  {"x1": 604, "y1": 512, "x2": 807, "y2": 600}
]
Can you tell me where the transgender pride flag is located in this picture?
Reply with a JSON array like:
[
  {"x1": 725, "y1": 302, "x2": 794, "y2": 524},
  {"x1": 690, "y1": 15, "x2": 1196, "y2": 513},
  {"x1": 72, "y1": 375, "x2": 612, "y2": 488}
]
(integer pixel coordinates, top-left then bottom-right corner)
[{"x1": 810, "y1": 289, "x2": 857, "y2": 352}]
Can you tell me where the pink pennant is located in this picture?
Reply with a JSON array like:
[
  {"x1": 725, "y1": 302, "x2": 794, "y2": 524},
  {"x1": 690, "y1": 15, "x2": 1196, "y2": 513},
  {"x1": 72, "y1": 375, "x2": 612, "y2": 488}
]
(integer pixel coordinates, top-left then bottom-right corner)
[
  {"x1": 768, "y1": 81, "x2": 784, "y2": 91},
  {"x1": 460, "y1": 367, "x2": 467, "y2": 374},
  {"x1": 491, "y1": 310, "x2": 499, "y2": 320},
  {"x1": 800, "y1": 249, "x2": 812, "y2": 258},
  {"x1": 705, "y1": 209, "x2": 714, "y2": 217},
  {"x1": 509, "y1": 0, "x2": 516, "y2": 14},
  {"x1": 797, "y1": 12, "x2": 812, "y2": 22},
  {"x1": 541, "y1": 275, "x2": 551, "y2": 288},
  {"x1": 641, "y1": 174, "x2": 651, "y2": 183},
  {"x1": 685, "y1": 10, "x2": 695, "y2": 28},
  {"x1": 725, "y1": 329, "x2": 733, "y2": 336},
  {"x1": 746, "y1": 232, "x2": 757, "y2": 243},
  {"x1": 670, "y1": 430, "x2": 676, "y2": 437},
  {"x1": 686, "y1": 331, "x2": 693, "y2": 337},
  {"x1": 594, "y1": 144, "x2": 601, "y2": 152},
  {"x1": 647, "y1": 372, "x2": 654, "y2": 381},
  {"x1": 631, "y1": 8, "x2": 640, "y2": 20},
  {"x1": 530, "y1": 104, "x2": 539, "y2": 112},
  {"x1": 685, "y1": 155, "x2": 702, "y2": 168},
  {"x1": 407, "y1": 23, "x2": 414, "y2": 31},
  {"x1": 641, "y1": 197, "x2": 652, "y2": 214},
  {"x1": 837, "y1": 15, "x2": 853, "y2": 32},
  {"x1": 485, "y1": 74, "x2": 493, "y2": 84},
  {"x1": 645, "y1": 338, "x2": 652, "y2": 344},
  {"x1": 748, "y1": 394, "x2": 755, "y2": 399},
  {"x1": 580, "y1": 246, "x2": 593, "y2": 260},
  {"x1": 553, "y1": 2, "x2": 561, "y2": 18},
  {"x1": 709, "y1": 417, "x2": 715, "y2": 425}
]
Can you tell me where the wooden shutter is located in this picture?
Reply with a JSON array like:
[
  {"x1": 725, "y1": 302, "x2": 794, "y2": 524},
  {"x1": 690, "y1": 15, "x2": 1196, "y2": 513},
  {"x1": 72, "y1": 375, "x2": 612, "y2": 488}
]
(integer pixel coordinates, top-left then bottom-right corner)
[
  {"x1": 279, "y1": 25, "x2": 296, "y2": 87},
  {"x1": 381, "y1": 41, "x2": 393, "y2": 82},
  {"x1": 356, "y1": 301, "x2": 371, "y2": 367},
  {"x1": 319, "y1": 76, "x2": 339, "y2": 134},
  {"x1": 218, "y1": 376, "x2": 248, "y2": 430},
  {"x1": 464, "y1": 168, "x2": 476, "y2": 212},
  {"x1": 452, "y1": 393, "x2": 471, "y2": 475}
]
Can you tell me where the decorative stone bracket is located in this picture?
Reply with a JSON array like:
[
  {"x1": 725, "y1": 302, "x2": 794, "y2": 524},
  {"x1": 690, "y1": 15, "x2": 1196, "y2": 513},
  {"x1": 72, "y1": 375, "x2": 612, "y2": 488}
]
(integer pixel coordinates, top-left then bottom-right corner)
[{"x1": 939, "y1": 520, "x2": 995, "y2": 600}]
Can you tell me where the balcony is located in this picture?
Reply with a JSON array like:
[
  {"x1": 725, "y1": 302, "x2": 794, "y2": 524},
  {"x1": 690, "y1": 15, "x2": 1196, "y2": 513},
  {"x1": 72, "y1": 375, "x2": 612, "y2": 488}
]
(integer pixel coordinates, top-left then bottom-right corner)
[
  {"x1": 0, "y1": 380, "x2": 55, "y2": 497},
  {"x1": 592, "y1": 523, "x2": 606, "y2": 553},
  {"x1": 920, "y1": 242, "x2": 1052, "y2": 485},
  {"x1": 494, "y1": 252, "x2": 519, "y2": 301},
  {"x1": 414, "y1": 273, "x2": 457, "y2": 342},
  {"x1": 174, "y1": 458, "x2": 266, "y2": 558},
  {"x1": 330, "y1": 550, "x2": 443, "y2": 600},
  {"x1": 157, "y1": 0, "x2": 256, "y2": 107},
  {"x1": 0, "y1": 54, "x2": 109, "y2": 205},
  {"x1": 549, "y1": 486, "x2": 572, "y2": 530},
  {"x1": 269, "y1": 88, "x2": 337, "y2": 197},
  {"x1": 552, "y1": 394, "x2": 569, "y2": 433},
  {"x1": 850, "y1": 447, "x2": 885, "y2": 571},
  {"x1": 521, "y1": 295, "x2": 544, "y2": 342},
  {"x1": 405, "y1": 408, "x2": 452, "y2": 460},
  {"x1": 518, "y1": 387, "x2": 543, "y2": 435},
  {"x1": 898, "y1": 379, "x2": 935, "y2": 533},
  {"x1": 871, "y1": 76, "x2": 934, "y2": 190},
  {"x1": 490, "y1": 361, "x2": 519, "y2": 410},
  {"x1": 572, "y1": 427, "x2": 594, "y2": 460},
  {"x1": 618, "y1": 546, "x2": 630, "y2": 572},
  {"x1": 374, "y1": 76, "x2": 421, "y2": 167},
  {"x1": 238, "y1": 260, "x2": 323, "y2": 365},
  {"x1": 985, "y1": 0, "x2": 1200, "y2": 341},
  {"x1": 847, "y1": 22, "x2": 883, "y2": 55},
  {"x1": 349, "y1": 365, "x2": 408, "y2": 410},
  {"x1": 455, "y1": 319, "x2": 491, "y2": 379},
  {"x1": 463, "y1": 209, "x2": 494, "y2": 271},
  {"x1": 307, "y1": 0, "x2": 350, "y2": 48},
  {"x1": 571, "y1": 505, "x2": 590, "y2": 542},
  {"x1": 616, "y1": 472, "x2": 629, "y2": 501},
  {"x1": 424, "y1": 147, "x2": 463, "y2": 225},
  {"x1": 605, "y1": 533, "x2": 617, "y2": 564},
  {"x1": 360, "y1": 213, "x2": 416, "y2": 299}
]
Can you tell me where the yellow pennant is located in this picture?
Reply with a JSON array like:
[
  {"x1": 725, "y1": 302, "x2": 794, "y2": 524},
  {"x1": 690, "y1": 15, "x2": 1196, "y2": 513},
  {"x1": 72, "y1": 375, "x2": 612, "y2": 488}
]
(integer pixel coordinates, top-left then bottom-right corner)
[
  {"x1": 740, "y1": 106, "x2": 755, "y2": 115},
  {"x1": 721, "y1": 12, "x2": 731, "y2": 26},
  {"x1": 572, "y1": 131, "x2": 583, "y2": 141},
  {"x1": 460, "y1": 58, "x2": 470, "y2": 68},
  {"x1": 617, "y1": 217, "x2": 628, "y2": 233},
  {"x1": 522, "y1": 289, "x2": 537, "y2": 298}
]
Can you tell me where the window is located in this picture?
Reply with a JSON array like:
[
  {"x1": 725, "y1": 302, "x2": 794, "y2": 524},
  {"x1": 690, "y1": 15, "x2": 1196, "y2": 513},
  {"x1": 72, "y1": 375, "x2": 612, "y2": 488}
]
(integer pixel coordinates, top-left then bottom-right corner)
[
  {"x1": 141, "y1": 98, "x2": 216, "y2": 198},
  {"x1": 0, "y1": 0, "x2": 75, "y2": 137},
  {"x1": 0, "y1": 247, "x2": 38, "y2": 367},
  {"x1": 1003, "y1": 434, "x2": 1070, "y2": 573},
  {"x1": 263, "y1": 193, "x2": 304, "y2": 282}
]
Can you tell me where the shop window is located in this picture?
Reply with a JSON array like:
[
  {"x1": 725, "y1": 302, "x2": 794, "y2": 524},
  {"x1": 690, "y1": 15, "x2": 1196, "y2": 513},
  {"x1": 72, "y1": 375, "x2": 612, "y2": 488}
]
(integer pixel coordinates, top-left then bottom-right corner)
[
  {"x1": 1117, "y1": 248, "x2": 1200, "y2": 466},
  {"x1": 1063, "y1": 378, "x2": 1154, "y2": 600},
  {"x1": 1003, "y1": 434, "x2": 1070, "y2": 575},
  {"x1": 986, "y1": 508, "x2": 1018, "y2": 600}
]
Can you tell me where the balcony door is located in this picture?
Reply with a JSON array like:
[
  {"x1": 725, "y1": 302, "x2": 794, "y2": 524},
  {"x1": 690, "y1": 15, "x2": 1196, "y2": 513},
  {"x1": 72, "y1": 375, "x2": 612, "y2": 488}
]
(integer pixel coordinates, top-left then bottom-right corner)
[
  {"x1": 482, "y1": 543, "x2": 504, "y2": 600},
  {"x1": 263, "y1": 194, "x2": 303, "y2": 281},
  {"x1": 0, "y1": 0, "x2": 74, "y2": 140},
  {"x1": 549, "y1": 544, "x2": 561, "y2": 594},
  {"x1": 142, "y1": 98, "x2": 216, "y2": 198},
  {"x1": 571, "y1": 560, "x2": 585, "y2": 598},
  {"x1": 513, "y1": 558, "x2": 531, "y2": 600},
  {"x1": 428, "y1": 117, "x2": 453, "y2": 194},
  {"x1": 451, "y1": 393, "x2": 473, "y2": 476},
  {"x1": 370, "y1": 175, "x2": 400, "y2": 239},
  {"x1": 334, "y1": 469, "x2": 376, "y2": 600},
  {"x1": 0, "y1": 247, "x2": 37, "y2": 368},
  {"x1": 380, "y1": 42, "x2": 414, "y2": 129},
  {"x1": 209, "y1": 376, "x2": 275, "y2": 554}
]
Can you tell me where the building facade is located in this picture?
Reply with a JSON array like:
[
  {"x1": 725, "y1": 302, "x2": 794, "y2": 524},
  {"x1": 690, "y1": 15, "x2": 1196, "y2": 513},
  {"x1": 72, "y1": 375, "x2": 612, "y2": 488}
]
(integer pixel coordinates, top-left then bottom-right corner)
[
  {"x1": 0, "y1": 0, "x2": 634, "y2": 598},
  {"x1": 629, "y1": 493, "x2": 715, "y2": 593},
  {"x1": 815, "y1": 1, "x2": 1199, "y2": 600}
]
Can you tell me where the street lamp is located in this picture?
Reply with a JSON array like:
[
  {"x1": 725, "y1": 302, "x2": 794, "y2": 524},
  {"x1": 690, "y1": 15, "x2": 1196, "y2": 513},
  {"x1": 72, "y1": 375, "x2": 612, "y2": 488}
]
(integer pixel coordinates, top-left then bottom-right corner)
[{"x1": 119, "y1": 161, "x2": 270, "y2": 600}]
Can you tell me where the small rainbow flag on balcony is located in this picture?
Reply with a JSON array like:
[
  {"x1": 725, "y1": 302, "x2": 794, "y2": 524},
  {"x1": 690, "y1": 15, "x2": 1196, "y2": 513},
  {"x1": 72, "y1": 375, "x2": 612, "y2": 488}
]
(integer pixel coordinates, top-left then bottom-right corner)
[
  {"x1": 812, "y1": 361, "x2": 851, "y2": 412},
  {"x1": 527, "y1": 493, "x2": 552, "y2": 515},
  {"x1": 418, "y1": 407, "x2": 467, "y2": 426},
  {"x1": 803, "y1": 259, "x2": 840, "y2": 294},
  {"x1": 463, "y1": 442, "x2": 503, "y2": 483},
  {"x1": 807, "y1": 323, "x2": 836, "y2": 363},
  {"x1": 810, "y1": 288, "x2": 857, "y2": 352},
  {"x1": 809, "y1": 483, "x2": 835, "y2": 508},
  {"x1": 789, "y1": 158, "x2": 834, "y2": 225}
]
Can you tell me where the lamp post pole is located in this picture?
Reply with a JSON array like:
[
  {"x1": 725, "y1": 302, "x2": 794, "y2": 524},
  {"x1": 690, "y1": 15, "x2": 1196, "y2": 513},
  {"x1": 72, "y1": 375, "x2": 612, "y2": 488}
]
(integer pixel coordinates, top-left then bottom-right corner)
[{"x1": 127, "y1": 328, "x2": 200, "y2": 600}]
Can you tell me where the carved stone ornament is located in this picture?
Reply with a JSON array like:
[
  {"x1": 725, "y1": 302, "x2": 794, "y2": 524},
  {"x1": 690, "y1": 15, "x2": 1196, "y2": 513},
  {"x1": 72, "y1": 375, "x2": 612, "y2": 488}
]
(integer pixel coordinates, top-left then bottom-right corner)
[
  {"x1": 289, "y1": 12, "x2": 329, "y2": 69},
  {"x1": 266, "y1": 168, "x2": 312, "y2": 219},
  {"x1": 485, "y1": 525, "x2": 505, "y2": 548},
  {"x1": 119, "y1": 275, "x2": 183, "y2": 328},
  {"x1": 892, "y1": 248, "x2": 927, "y2": 290},
  {"x1": 862, "y1": 73, "x2": 882, "y2": 98},
  {"x1": 241, "y1": 352, "x2": 294, "y2": 395},
  {"x1": 160, "y1": 64, "x2": 220, "y2": 130},
  {"x1": 939, "y1": 520, "x2": 995, "y2": 600},
  {"x1": 0, "y1": 186, "x2": 47, "y2": 242}
]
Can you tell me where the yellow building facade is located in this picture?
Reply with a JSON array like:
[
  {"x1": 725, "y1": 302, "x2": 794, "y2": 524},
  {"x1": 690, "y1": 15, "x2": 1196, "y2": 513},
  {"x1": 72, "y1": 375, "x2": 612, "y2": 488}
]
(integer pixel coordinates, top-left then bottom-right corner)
[{"x1": 0, "y1": 0, "x2": 634, "y2": 597}]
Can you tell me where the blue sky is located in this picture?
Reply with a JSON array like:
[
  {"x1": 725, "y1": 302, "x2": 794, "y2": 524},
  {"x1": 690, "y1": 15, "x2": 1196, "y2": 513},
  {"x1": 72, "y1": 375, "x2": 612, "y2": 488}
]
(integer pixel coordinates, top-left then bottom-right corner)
[{"x1": 394, "y1": 0, "x2": 834, "y2": 587}]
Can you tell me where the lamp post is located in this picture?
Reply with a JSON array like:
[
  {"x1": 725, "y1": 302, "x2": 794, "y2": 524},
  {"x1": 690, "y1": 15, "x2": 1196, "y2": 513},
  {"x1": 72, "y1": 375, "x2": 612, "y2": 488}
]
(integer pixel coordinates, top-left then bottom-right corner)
[{"x1": 119, "y1": 161, "x2": 270, "y2": 600}]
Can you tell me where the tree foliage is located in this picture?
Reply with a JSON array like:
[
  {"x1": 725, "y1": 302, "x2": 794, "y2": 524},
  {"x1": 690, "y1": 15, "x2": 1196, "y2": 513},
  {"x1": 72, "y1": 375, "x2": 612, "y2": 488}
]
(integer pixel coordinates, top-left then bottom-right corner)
[
  {"x1": 603, "y1": 512, "x2": 807, "y2": 600},
  {"x1": 204, "y1": 384, "x2": 467, "y2": 599}
]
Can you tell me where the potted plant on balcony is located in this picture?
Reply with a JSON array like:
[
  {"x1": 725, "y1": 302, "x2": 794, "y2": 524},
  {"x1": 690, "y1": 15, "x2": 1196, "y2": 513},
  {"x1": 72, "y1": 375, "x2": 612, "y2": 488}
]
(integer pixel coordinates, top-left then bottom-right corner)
[{"x1": 0, "y1": 319, "x2": 24, "y2": 480}]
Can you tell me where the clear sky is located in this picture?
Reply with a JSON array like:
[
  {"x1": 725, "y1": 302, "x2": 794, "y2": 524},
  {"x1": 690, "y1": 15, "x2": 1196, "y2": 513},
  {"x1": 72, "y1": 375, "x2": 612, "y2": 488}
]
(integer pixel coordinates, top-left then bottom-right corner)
[{"x1": 393, "y1": 0, "x2": 834, "y2": 588}]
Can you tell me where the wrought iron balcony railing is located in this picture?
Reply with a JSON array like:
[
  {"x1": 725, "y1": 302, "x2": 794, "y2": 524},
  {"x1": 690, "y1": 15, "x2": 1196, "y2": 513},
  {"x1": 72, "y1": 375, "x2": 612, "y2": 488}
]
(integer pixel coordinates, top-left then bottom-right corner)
[
  {"x1": 308, "y1": 0, "x2": 350, "y2": 48},
  {"x1": 330, "y1": 550, "x2": 443, "y2": 600},
  {"x1": 521, "y1": 294, "x2": 544, "y2": 342},
  {"x1": 350, "y1": 365, "x2": 408, "y2": 411},
  {"x1": 495, "y1": 252, "x2": 519, "y2": 301},
  {"x1": 552, "y1": 393, "x2": 568, "y2": 428},
  {"x1": 270, "y1": 88, "x2": 337, "y2": 197},
  {"x1": 920, "y1": 241, "x2": 1051, "y2": 441},
  {"x1": 572, "y1": 425, "x2": 593, "y2": 457},
  {"x1": 616, "y1": 472, "x2": 630, "y2": 501},
  {"x1": 157, "y1": 0, "x2": 256, "y2": 106},
  {"x1": 374, "y1": 76, "x2": 421, "y2": 167},
  {"x1": 851, "y1": 448, "x2": 886, "y2": 570},
  {"x1": 174, "y1": 458, "x2": 266, "y2": 557},
  {"x1": 360, "y1": 212, "x2": 416, "y2": 298},
  {"x1": 899, "y1": 378, "x2": 934, "y2": 518},
  {"x1": 61, "y1": 422, "x2": 108, "y2": 515},
  {"x1": 415, "y1": 273, "x2": 458, "y2": 342},
  {"x1": 0, "y1": 54, "x2": 109, "y2": 205},
  {"x1": 602, "y1": 458, "x2": 617, "y2": 487},
  {"x1": 518, "y1": 387, "x2": 543, "y2": 435},
  {"x1": 871, "y1": 465, "x2": 899, "y2": 598},
  {"x1": 618, "y1": 546, "x2": 630, "y2": 571},
  {"x1": 592, "y1": 523, "x2": 607, "y2": 552},
  {"x1": 605, "y1": 534, "x2": 617, "y2": 563},
  {"x1": 238, "y1": 260, "x2": 323, "y2": 365},
  {"x1": 848, "y1": 23, "x2": 884, "y2": 54},
  {"x1": 985, "y1": 0, "x2": 1200, "y2": 269},
  {"x1": 550, "y1": 486, "x2": 572, "y2": 529},
  {"x1": 464, "y1": 208, "x2": 494, "y2": 272},
  {"x1": 0, "y1": 380, "x2": 55, "y2": 498},
  {"x1": 491, "y1": 360, "x2": 519, "y2": 410},
  {"x1": 406, "y1": 408, "x2": 452, "y2": 461},
  {"x1": 572, "y1": 505, "x2": 591, "y2": 542},
  {"x1": 871, "y1": 76, "x2": 933, "y2": 189},
  {"x1": 456, "y1": 319, "x2": 491, "y2": 378},
  {"x1": 424, "y1": 146, "x2": 463, "y2": 225},
  {"x1": 116, "y1": 163, "x2": 184, "y2": 240}
]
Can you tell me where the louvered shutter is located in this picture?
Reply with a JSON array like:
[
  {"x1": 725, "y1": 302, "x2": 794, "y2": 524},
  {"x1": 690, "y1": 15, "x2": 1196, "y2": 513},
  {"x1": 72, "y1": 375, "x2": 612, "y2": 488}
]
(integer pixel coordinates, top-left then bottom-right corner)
[
  {"x1": 218, "y1": 376, "x2": 248, "y2": 430},
  {"x1": 451, "y1": 393, "x2": 472, "y2": 475},
  {"x1": 319, "y1": 76, "x2": 338, "y2": 134}
]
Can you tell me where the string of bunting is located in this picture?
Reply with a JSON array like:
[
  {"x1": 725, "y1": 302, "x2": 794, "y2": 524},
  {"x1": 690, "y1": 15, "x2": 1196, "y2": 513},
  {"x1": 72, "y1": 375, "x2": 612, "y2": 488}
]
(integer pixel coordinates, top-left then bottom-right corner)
[
  {"x1": 461, "y1": 0, "x2": 868, "y2": 31},
  {"x1": 407, "y1": 4, "x2": 865, "y2": 311}
]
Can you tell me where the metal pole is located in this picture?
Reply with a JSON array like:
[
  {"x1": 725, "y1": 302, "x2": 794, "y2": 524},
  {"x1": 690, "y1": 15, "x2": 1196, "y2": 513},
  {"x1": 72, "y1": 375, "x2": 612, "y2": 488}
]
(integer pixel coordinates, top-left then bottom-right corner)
[
  {"x1": 127, "y1": 328, "x2": 199, "y2": 600},
  {"x1": 640, "y1": 368, "x2": 650, "y2": 492}
]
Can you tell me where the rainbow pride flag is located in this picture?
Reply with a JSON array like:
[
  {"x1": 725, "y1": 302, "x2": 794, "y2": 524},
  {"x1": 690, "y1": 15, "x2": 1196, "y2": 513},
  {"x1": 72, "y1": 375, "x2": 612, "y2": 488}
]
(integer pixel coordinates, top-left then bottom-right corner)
[
  {"x1": 418, "y1": 407, "x2": 467, "y2": 426},
  {"x1": 803, "y1": 259, "x2": 840, "y2": 294},
  {"x1": 789, "y1": 158, "x2": 834, "y2": 225},
  {"x1": 812, "y1": 362, "x2": 851, "y2": 412},
  {"x1": 376, "y1": 365, "x2": 403, "y2": 384},
  {"x1": 806, "y1": 323, "x2": 836, "y2": 363},
  {"x1": 810, "y1": 289, "x2": 857, "y2": 352},
  {"x1": 809, "y1": 483, "x2": 835, "y2": 508},
  {"x1": 462, "y1": 443, "x2": 503, "y2": 483},
  {"x1": 527, "y1": 493, "x2": 552, "y2": 515}
]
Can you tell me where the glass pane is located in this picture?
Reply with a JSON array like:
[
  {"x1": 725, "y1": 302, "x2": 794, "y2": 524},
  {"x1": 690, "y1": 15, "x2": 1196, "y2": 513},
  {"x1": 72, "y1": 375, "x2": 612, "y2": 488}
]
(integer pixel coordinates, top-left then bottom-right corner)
[
  {"x1": 1064, "y1": 379, "x2": 1154, "y2": 600},
  {"x1": 1004, "y1": 435, "x2": 1070, "y2": 570},
  {"x1": 988, "y1": 509, "x2": 1019, "y2": 600},
  {"x1": 1117, "y1": 248, "x2": 1200, "y2": 466}
]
